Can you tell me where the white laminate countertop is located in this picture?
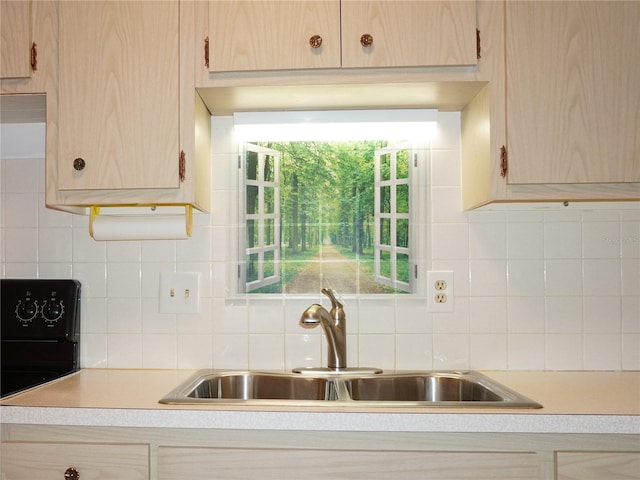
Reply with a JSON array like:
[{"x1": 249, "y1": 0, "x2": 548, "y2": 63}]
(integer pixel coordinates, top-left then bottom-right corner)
[{"x1": 1, "y1": 369, "x2": 639, "y2": 434}]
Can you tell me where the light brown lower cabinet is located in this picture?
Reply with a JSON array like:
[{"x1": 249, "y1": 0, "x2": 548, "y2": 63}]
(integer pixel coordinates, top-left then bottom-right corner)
[
  {"x1": 0, "y1": 442, "x2": 149, "y2": 480},
  {"x1": 157, "y1": 447, "x2": 539, "y2": 480},
  {"x1": 2, "y1": 426, "x2": 639, "y2": 480},
  {"x1": 556, "y1": 451, "x2": 640, "y2": 480}
]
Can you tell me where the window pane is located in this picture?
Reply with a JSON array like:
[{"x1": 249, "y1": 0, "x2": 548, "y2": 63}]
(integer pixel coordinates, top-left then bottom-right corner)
[
  {"x1": 396, "y1": 253, "x2": 410, "y2": 283},
  {"x1": 247, "y1": 253, "x2": 258, "y2": 282},
  {"x1": 379, "y1": 250, "x2": 391, "y2": 278},
  {"x1": 264, "y1": 154, "x2": 275, "y2": 182},
  {"x1": 380, "y1": 218, "x2": 391, "y2": 246},
  {"x1": 246, "y1": 185, "x2": 259, "y2": 214},
  {"x1": 396, "y1": 219, "x2": 409, "y2": 248},
  {"x1": 380, "y1": 153, "x2": 391, "y2": 181},
  {"x1": 264, "y1": 219, "x2": 274, "y2": 246},
  {"x1": 396, "y1": 184, "x2": 409, "y2": 213},
  {"x1": 246, "y1": 151, "x2": 258, "y2": 180},
  {"x1": 380, "y1": 186, "x2": 390, "y2": 213},
  {"x1": 264, "y1": 187, "x2": 275, "y2": 214},
  {"x1": 264, "y1": 250, "x2": 275, "y2": 277},
  {"x1": 246, "y1": 219, "x2": 258, "y2": 247},
  {"x1": 396, "y1": 149, "x2": 409, "y2": 179}
]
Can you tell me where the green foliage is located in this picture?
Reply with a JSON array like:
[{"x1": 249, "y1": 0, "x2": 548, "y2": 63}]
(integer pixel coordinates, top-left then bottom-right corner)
[{"x1": 258, "y1": 141, "x2": 385, "y2": 255}]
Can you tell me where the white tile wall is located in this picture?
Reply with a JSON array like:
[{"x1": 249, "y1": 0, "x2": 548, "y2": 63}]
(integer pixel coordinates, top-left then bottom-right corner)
[{"x1": 2, "y1": 113, "x2": 639, "y2": 371}]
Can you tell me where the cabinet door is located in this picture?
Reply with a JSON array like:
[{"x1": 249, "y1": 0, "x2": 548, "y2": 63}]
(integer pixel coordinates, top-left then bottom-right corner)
[
  {"x1": 208, "y1": 1, "x2": 341, "y2": 72},
  {"x1": 58, "y1": 1, "x2": 180, "y2": 191},
  {"x1": 506, "y1": 1, "x2": 640, "y2": 184},
  {"x1": 556, "y1": 451, "x2": 640, "y2": 480},
  {"x1": 1, "y1": 442, "x2": 149, "y2": 479},
  {"x1": 0, "y1": 0, "x2": 32, "y2": 79},
  {"x1": 159, "y1": 447, "x2": 538, "y2": 479},
  {"x1": 341, "y1": 1, "x2": 477, "y2": 68}
]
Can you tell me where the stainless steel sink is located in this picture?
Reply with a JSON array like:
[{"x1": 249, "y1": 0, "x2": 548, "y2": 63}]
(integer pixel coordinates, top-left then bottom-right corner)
[
  {"x1": 159, "y1": 370, "x2": 542, "y2": 408},
  {"x1": 162, "y1": 371, "x2": 336, "y2": 403},
  {"x1": 343, "y1": 372, "x2": 541, "y2": 407}
]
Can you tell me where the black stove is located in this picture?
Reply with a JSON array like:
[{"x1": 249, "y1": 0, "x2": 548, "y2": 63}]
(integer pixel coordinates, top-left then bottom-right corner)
[{"x1": 1, "y1": 279, "x2": 81, "y2": 398}]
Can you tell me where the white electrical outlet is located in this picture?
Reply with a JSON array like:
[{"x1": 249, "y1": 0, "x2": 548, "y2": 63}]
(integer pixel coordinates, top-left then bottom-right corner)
[
  {"x1": 159, "y1": 272, "x2": 201, "y2": 314},
  {"x1": 427, "y1": 271, "x2": 454, "y2": 313}
]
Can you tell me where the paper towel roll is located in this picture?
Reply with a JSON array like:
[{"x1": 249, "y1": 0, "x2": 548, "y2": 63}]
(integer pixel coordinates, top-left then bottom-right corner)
[{"x1": 89, "y1": 206, "x2": 192, "y2": 241}]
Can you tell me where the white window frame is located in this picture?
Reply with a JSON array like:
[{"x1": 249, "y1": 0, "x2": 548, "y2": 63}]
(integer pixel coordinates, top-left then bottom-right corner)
[{"x1": 239, "y1": 143, "x2": 281, "y2": 293}]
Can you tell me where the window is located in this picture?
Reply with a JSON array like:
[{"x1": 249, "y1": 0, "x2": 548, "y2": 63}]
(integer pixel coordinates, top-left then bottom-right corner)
[{"x1": 231, "y1": 110, "x2": 435, "y2": 297}]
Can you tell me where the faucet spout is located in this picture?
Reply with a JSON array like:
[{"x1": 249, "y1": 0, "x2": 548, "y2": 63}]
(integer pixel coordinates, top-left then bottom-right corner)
[{"x1": 299, "y1": 289, "x2": 347, "y2": 370}]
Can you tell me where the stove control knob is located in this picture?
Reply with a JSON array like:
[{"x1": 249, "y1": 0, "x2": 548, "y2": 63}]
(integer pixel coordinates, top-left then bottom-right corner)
[
  {"x1": 42, "y1": 300, "x2": 65, "y2": 323},
  {"x1": 15, "y1": 300, "x2": 38, "y2": 323}
]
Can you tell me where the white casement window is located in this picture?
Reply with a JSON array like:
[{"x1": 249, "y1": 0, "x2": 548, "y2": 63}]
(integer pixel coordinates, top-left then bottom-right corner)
[
  {"x1": 374, "y1": 143, "x2": 414, "y2": 293},
  {"x1": 240, "y1": 143, "x2": 281, "y2": 292}
]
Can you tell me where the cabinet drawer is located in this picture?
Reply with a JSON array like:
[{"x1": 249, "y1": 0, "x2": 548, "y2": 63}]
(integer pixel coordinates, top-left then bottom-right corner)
[
  {"x1": 556, "y1": 451, "x2": 640, "y2": 480},
  {"x1": 159, "y1": 447, "x2": 538, "y2": 479},
  {"x1": 1, "y1": 442, "x2": 149, "y2": 479}
]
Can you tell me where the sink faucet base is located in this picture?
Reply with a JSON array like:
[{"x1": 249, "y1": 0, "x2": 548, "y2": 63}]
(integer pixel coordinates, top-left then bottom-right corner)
[{"x1": 292, "y1": 367, "x2": 383, "y2": 375}]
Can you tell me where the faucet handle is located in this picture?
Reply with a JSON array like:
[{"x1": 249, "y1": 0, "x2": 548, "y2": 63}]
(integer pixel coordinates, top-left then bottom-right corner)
[
  {"x1": 321, "y1": 288, "x2": 342, "y2": 310},
  {"x1": 321, "y1": 288, "x2": 345, "y2": 326}
]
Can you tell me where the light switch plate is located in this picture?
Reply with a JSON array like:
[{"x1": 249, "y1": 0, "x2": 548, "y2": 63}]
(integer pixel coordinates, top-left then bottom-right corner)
[{"x1": 159, "y1": 272, "x2": 201, "y2": 314}]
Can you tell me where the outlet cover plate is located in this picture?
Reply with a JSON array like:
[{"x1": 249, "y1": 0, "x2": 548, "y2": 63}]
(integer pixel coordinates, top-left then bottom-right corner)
[
  {"x1": 159, "y1": 272, "x2": 201, "y2": 314},
  {"x1": 427, "y1": 270, "x2": 454, "y2": 313}
]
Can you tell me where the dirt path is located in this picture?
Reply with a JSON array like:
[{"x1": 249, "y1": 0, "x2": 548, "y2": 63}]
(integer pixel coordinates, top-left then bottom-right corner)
[{"x1": 285, "y1": 244, "x2": 390, "y2": 294}]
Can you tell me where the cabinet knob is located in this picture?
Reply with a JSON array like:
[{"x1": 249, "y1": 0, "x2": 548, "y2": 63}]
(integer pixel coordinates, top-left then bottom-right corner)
[
  {"x1": 64, "y1": 467, "x2": 80, "y2": 480},
  {"x1": 73, "y1": 158, "x2": 86, "y2": 171},
  {"x1": 309, "y1": 35, "x2": 323, "y2": 49},
  {"x1": 360, "y1": 34, "x2": 373, "y2": 47}
]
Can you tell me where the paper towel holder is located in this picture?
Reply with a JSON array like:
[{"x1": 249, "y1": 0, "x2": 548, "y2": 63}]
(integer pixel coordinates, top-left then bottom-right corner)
[{"x1": 89, "y1": 205, "x2": 193, "y2": 241}]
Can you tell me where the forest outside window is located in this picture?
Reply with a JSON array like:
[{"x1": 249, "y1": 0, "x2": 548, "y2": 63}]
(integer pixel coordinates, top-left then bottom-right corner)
[{"x1": 235, "y1": 110, "x2": 436, "y2": 296}]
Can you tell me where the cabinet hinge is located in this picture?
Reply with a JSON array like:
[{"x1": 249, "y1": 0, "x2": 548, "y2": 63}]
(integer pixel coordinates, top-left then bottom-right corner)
[
  {"x1": 179, "y1": 150, "x2": 186, "y2": 182},
  {"x1": 204, "y1": 36, "x2": 210, "y2": 69},
  {"x1": 499, "y1": 145, "x2": 508, "y2": 178},
  {"x1": 476, "y1": 29, "x2": 481, "y2": 60},
  {"x1": 238, "y1": 154, "x2": 242, "y2": 169},
  {"x1": 414, "y1": 264, "x2": 418, "y2": 279},
  {"x1": 414, "y1": 153, "x2": 418, "y2": 167},
  {"x1": 31, "y1": 42, "x2": 38, "y2": 72}
]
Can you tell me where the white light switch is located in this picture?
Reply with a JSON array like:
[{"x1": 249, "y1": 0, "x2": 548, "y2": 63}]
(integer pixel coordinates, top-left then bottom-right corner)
[{"x1": 159, "y1": 272, "x2": 201, "y2": 314}]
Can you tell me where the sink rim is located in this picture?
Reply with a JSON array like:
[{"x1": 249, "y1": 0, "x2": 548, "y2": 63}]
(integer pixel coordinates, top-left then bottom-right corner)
[{"x1": 158, "y1": 369, "x2": 542, "y2": 408}]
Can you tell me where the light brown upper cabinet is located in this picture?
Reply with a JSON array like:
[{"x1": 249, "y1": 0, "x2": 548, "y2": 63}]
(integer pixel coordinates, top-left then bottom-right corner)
[
  {"x1": 340, "y1": 1, "x2": 477, "y2": 69},
  {"x1": 58, "y1": 1, "x2": 180, "y2": 191},
  {"x1": 0, "y1": 1, "x2": 33, "y2": 79},
  {"x1": 207, "y1": 0, "x2": 477, "y2": 73},
  {"x1": 462, "y1": 1, "x2": 639, "y2": 209},
  {"x1": 505, "y1": 1, "x2": 640, "y2": 185},
  {"x1": 50, "y1": 1, "x2": 210, "y2": 211}
]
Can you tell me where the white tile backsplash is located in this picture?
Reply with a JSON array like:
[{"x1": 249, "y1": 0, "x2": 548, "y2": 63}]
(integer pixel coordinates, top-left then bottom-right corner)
[{"x1": 2, "y1": 112, "x2": 639, "y2": 371}]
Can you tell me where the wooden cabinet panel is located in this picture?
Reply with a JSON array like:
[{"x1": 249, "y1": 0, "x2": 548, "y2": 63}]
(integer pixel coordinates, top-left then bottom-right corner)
[
  {"x1": 556, "y1": 451, "x2": 640, "y2": 480},
  {"x1": 506, "y1": 1, "x2": 640, "y2": 184},
  {"x1": 208, "y1": 1, "x2": 477, "y2": 72},
  {"x1": 208, "y1": 1, "x2": 341, "y2": 72},
  {"x1": 1, "y1": 442, "x2": 149, "y2": 479},
  {"x1": 58, "y1": 1, "x2": 180, "y2": 191},
  {"x1": 158, "y1": 447, "x2": 538, "y2": 479},
  {"x1": 0, "y1": 1, "x2": 32, "y2": 79},
  {"x1": 341, "y1": 1, "x2": 477, "y2": 68}
]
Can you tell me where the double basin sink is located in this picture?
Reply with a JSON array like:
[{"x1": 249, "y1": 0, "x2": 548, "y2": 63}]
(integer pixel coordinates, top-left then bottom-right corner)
[{"x1": 160, "y1": 370, "x2": 542, "y2": 408}]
